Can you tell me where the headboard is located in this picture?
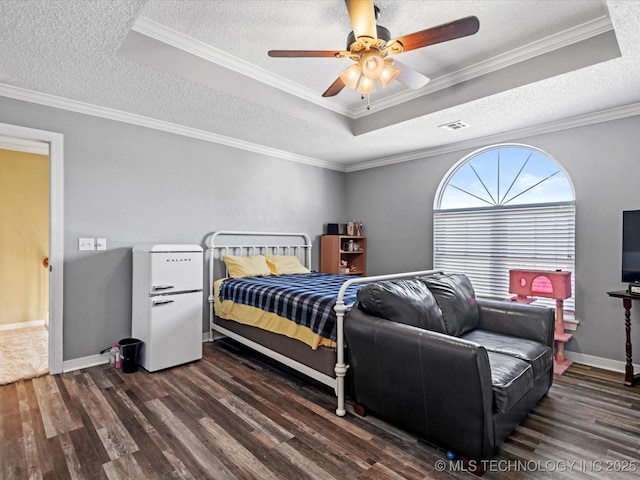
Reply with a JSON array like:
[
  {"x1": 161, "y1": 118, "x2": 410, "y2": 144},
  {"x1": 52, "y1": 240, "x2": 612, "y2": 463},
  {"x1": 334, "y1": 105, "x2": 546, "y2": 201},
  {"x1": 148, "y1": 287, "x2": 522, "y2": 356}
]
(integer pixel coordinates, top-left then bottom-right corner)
[{"x1": 204, "y1": 231, "x2": 313, "y2": 285}]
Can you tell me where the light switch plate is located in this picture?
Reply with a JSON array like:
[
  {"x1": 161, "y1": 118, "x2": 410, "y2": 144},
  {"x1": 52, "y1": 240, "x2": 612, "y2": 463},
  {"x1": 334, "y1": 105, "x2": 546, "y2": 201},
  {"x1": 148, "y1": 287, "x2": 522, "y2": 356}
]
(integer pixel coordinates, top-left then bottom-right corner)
[
  {"x1": 79, "y1": 238, "x2": 95, "y2": 251},
  {"x1": 96, "y1": 238, "x2": 107, "y2": 250}
]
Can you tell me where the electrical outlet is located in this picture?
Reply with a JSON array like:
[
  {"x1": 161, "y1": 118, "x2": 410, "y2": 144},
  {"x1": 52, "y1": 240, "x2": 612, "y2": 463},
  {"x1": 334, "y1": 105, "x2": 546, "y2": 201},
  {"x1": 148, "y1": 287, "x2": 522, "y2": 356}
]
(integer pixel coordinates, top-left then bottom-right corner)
[
  {"x1": 79, "y1": 238, "x2": 95, "y2": 251},
  {"x1": 96, "y1": 238, "x2": 107, "y2": 250}
]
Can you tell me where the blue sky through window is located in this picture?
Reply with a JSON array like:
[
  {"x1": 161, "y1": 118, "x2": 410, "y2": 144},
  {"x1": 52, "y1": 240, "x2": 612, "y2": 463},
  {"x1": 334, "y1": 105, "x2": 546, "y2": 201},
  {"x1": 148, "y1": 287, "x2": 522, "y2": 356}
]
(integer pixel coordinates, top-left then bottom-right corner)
[{"x1": 439, "y1": 145, "x2": 573, "y2": 209}]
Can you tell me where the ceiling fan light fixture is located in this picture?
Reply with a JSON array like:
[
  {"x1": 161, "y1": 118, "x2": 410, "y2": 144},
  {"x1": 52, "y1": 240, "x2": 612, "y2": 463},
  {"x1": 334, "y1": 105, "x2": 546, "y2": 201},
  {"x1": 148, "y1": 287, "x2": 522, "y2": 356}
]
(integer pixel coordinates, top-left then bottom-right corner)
[
  {"x1": 268, "y1": 3, "x2": 481, "y2": 100},
  {"x1": 361, "y1": 52, "x2": 385, "y2": 79},
  {"x1": 357, "y1": 75, "x2": 376, "y2": 94},
  {"x1": 379, "y1": 63, "x2": 399, "y2": 87},
  {"x1": 339, "y1": 63, "x2": 362, "y2": 90}
]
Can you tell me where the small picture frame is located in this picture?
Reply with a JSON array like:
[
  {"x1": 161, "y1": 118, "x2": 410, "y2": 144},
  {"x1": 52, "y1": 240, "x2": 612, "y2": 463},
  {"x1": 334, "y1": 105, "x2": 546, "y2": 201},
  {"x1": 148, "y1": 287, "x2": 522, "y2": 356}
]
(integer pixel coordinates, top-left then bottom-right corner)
[{"x1": 347, "y1": 221, "x2": 354, "y2": 236}]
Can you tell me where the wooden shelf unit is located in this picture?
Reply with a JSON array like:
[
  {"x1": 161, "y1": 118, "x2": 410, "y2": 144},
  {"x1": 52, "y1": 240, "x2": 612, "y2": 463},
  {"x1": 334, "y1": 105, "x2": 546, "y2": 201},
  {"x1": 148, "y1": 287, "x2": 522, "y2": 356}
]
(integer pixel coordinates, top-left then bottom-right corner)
[{"x1": 320, "y1": 235, "x2": 366, "y2": 276}]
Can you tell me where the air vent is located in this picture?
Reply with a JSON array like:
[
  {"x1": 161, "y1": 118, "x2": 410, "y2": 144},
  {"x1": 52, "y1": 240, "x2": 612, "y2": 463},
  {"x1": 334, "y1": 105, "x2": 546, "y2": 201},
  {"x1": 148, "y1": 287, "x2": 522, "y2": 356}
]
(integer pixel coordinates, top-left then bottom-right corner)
[{"x1": 439, "y1": 120, "x2": 470, "y2": 131}]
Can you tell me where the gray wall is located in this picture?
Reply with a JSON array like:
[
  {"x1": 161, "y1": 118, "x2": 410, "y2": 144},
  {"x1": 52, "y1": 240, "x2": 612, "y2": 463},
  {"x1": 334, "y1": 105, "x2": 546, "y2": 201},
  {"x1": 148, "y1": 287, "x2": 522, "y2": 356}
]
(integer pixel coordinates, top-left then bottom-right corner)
[
  {"x1": 0, "y1": 97, "x2": 346, "y2": 361},
  {"x1": 3, "y1": 92, "x2": 639, "y2": 368},
  {"x1": 346, "y1": 114, "x2": 640, "y2": 366}
]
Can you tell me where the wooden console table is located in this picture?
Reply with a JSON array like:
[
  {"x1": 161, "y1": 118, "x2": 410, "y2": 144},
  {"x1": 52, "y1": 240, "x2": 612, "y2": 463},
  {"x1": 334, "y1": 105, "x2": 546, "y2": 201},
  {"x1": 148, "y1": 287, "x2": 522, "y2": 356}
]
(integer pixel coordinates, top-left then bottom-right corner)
[{"x1": 607, "y1": 290, "x2": 640, "y2": 386}]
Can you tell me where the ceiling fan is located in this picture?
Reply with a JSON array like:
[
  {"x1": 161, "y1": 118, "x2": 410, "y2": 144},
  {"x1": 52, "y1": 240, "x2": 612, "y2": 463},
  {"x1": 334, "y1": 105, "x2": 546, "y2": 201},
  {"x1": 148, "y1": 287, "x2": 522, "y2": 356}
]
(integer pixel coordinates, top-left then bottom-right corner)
[{"x1": 268, "y1": 0, "x2": 479, "y2": 99}]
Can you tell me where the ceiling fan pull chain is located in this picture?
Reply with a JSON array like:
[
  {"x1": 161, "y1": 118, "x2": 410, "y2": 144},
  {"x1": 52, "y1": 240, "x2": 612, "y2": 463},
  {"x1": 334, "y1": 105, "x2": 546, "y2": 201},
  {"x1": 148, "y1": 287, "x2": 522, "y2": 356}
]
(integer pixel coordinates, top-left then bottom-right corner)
[{"x1": 366, "y1": 94, "x2": 372, "y2": 111}]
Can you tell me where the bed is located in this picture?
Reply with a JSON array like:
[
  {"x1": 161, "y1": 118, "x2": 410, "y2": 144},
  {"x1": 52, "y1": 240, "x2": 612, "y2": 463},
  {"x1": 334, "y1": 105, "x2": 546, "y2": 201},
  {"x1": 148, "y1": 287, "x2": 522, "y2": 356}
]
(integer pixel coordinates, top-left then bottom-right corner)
[{"x1": 206, "y1": 231, "x2": 438, "y2": 416}]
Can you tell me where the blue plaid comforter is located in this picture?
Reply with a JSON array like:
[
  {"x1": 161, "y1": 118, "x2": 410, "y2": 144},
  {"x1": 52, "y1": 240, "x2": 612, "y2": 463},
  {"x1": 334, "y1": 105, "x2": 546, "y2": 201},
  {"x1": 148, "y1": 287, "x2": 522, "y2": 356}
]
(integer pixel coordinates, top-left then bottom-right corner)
[{"x1": 218, "y1": 273, "x2": 361, "y2": 341}]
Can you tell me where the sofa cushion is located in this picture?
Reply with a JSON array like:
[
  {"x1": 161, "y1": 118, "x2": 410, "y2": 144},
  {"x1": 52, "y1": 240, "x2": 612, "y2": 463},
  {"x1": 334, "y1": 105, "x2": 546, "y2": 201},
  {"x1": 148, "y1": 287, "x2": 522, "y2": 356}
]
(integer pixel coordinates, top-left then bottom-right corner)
[
  {"x1": 355, "y1": 279, "x2": 446, "y2": 333},
  {"x1": 462, "y1": 329, "x2": 553, "y2": 380},
  {"x1": 420, "y1": 273, "x2": 480, "y2": 337},
  {"x1": 486, "y1": 351, "x2": 534, "y2": 414}
]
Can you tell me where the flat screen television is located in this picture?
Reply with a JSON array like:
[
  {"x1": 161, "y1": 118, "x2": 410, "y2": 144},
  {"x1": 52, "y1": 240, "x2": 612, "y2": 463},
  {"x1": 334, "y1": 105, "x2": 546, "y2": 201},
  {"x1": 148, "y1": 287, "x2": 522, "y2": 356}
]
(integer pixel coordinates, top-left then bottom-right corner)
[{"x1": 622, "y1": 210, "x2": 640, "y2": 283}]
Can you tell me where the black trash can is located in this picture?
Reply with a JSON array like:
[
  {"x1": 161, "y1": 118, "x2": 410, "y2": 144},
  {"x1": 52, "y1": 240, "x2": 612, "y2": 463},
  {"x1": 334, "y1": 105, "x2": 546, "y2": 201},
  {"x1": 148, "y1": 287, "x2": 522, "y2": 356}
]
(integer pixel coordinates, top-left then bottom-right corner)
[{"x1": 118, "y1": 338, "x2": 143, "y2": 373}]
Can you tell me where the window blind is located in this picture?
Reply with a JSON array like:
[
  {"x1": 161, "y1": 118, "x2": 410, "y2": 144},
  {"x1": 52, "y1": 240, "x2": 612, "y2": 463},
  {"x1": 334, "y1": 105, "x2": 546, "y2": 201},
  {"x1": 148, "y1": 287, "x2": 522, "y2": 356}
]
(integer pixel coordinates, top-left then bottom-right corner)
[{"x1": 433, "y1": 202, "x2": 575, "y2": 312}]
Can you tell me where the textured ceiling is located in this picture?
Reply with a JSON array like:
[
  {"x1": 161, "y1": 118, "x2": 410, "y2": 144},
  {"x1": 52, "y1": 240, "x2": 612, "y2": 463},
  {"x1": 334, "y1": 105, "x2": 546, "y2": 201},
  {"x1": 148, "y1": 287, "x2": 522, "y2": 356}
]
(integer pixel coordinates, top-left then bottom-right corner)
[{"x1": 1, "y1": 1, "x2": 639, "y2": 171}]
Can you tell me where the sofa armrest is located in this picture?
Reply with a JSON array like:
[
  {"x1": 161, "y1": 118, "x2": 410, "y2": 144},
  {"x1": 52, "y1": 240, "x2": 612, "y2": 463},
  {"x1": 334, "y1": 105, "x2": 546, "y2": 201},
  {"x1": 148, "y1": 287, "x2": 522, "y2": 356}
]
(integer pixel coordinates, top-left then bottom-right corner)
[
  {"x1": 345, "y1": 308, "x2": 496, "y2": 459},
  {"x1": 477, "y1": 299, "x2": 555, "y2": 347}
]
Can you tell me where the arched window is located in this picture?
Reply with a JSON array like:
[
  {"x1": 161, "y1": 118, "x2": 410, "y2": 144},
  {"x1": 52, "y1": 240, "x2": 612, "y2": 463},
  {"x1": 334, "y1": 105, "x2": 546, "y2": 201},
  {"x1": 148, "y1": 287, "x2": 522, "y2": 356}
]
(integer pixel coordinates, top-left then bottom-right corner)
[{"x1": 434, "y1": 144, "x2": 575, "y2": 312}]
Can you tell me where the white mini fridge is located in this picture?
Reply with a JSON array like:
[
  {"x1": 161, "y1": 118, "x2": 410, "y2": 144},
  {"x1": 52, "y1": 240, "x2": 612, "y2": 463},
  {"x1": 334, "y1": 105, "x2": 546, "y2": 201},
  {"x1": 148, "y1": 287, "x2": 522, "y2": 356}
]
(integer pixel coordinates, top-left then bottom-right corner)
[{"x1": 132, "y1": 244, "x2": 203, "y2": 372}]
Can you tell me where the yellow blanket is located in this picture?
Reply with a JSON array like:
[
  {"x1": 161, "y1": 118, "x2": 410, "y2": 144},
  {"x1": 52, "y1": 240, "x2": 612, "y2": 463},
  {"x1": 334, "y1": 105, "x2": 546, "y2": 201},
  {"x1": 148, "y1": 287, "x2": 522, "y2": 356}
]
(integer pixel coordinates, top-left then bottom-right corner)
[{"x1": 213, "y1": 279, "x2": 336, "y2": 350}]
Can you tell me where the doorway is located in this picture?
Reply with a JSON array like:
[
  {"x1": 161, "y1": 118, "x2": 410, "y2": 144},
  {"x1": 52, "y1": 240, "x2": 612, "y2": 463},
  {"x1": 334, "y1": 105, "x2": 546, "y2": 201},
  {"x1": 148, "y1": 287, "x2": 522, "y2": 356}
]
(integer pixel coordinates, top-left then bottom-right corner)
[
  {"x1": 0, "y1": 140, "x2": 49, "y2": 384},
  {"x1": 0, "y1": 123, "x2": 64, "y2": 376}
]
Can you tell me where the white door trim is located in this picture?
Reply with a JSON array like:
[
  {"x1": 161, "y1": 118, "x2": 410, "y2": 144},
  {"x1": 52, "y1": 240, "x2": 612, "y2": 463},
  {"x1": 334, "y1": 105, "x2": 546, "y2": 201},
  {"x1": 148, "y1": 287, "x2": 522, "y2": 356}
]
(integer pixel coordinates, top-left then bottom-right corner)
[{"x1": 0, "y1": 122, "x2": 64, "y2": 374}]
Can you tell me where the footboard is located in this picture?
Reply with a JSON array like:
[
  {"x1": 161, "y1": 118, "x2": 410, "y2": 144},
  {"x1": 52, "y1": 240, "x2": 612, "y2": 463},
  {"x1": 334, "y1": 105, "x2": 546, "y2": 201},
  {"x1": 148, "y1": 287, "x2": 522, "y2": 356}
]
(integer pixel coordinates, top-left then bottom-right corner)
[
  {"x1": 333, "y1": 269, "x2": 440, "y2": 416},
  {"x1": 206, "y1": 230, "x2": 441, "y2": 416}
]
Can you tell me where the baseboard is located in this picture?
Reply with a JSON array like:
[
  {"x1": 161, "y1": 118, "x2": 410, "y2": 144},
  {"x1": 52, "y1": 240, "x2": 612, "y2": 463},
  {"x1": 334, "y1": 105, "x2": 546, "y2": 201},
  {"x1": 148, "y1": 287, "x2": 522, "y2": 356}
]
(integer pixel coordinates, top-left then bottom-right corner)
[
  {"x1": 63, "y1": 337, "x2": 212, "y2": 373},
  {"x1": 565, "y1": 351, "x2": 640, "y2": 373},
  {"x1": 0, "y1": 319, "x2": 46, "y2": 331},
  {"x1": 63, "y1": 353, "x2": 110, "y2": 372},
  {"x1": 60, "y1": 341, "x2": 639, "y2": 376}
]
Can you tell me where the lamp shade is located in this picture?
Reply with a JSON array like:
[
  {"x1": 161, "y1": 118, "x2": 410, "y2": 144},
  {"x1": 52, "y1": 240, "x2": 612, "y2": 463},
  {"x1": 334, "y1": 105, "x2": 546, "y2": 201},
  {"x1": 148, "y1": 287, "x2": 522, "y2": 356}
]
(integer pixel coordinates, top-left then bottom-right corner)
[
  {"x1": 357, "y1": 75, "x2": 376, "y2": 94},
  {"x1": 379, "y1": 64, "x2": 400, "y2": 87},
  {"x1": 361, "y1": 53, "x2": 385, "y2": 79},
  {"x1": 339, "y1": 64, "x2": 362, "y2": 90}
]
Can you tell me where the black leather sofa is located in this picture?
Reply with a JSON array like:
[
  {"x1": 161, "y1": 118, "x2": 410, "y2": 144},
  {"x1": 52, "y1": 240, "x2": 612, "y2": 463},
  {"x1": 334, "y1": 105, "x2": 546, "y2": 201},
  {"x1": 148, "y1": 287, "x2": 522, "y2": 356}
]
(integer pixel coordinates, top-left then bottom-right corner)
[{"x1": 344, "y1": 272, "x2": 555, "y2": 462}]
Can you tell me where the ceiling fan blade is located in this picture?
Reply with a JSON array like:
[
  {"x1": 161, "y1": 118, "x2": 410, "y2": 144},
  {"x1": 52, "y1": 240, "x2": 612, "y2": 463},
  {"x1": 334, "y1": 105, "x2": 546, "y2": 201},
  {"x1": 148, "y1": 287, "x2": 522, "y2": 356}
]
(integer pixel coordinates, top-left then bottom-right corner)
[
  {"x1": 322, "y1": 77, "x2": 346, "y2": 97},
  {"x1": 346, "y1": 0, "x2": 377, "y2": 40},
  {"x1": 392, "y1": 16, "x2": 479, "y2": 52},
  {"x1": 268, "y1": 50, "x2": 344, "y2": 58},
  {"x1": 393, "y1": 60, "x2": 430, "y2": 89}
]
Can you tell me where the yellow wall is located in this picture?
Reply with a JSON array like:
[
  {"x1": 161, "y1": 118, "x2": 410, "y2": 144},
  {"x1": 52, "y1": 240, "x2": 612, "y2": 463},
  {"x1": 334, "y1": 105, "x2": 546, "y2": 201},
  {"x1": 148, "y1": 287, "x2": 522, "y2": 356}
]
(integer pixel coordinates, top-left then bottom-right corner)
[{"x1": 0, "y1": 149, "x2": 49, "y2": 326}]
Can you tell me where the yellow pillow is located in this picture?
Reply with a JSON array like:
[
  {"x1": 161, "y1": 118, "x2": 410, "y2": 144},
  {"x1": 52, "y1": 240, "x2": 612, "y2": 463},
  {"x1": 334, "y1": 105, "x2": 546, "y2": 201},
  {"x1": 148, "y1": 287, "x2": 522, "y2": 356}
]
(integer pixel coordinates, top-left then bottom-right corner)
[
  {"x1": 222, "y1": 255, "x2": 271, "y2": 278},
  {"x1": 264, "y1": 254, "x2": 310, "y2": 275}
]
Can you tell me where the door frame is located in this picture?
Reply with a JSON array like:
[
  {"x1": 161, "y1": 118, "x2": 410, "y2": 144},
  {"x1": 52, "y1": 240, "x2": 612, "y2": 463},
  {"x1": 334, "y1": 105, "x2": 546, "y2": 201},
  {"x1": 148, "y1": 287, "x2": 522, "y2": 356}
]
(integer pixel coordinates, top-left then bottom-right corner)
[{"x1": 0, "y1": 122, "x2": 64, "y2": 374}]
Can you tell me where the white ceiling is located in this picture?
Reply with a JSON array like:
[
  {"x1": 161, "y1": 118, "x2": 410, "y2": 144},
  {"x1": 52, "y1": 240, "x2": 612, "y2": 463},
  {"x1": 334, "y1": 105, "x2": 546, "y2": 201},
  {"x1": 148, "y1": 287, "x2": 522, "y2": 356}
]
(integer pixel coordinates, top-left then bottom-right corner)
[{"x1": 1, "y1": 1, "x2": 639, "y2": 171}]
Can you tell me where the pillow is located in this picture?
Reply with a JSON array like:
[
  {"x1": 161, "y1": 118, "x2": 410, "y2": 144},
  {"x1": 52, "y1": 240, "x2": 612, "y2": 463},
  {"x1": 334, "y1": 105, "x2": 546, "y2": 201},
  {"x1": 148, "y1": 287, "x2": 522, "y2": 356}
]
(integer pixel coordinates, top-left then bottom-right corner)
[
  {"x1": 420, "y1": 273, "x2": 479, "y2": 337},
  {"x1": 354, "y1": 279, "x2": 446, "y2": 333},
  {"x1": 222, "y1": 255, "x2": 271, "y2": 278},
  {"x1": 263, "y1": 254, "x2": 310, "y2": 275}
]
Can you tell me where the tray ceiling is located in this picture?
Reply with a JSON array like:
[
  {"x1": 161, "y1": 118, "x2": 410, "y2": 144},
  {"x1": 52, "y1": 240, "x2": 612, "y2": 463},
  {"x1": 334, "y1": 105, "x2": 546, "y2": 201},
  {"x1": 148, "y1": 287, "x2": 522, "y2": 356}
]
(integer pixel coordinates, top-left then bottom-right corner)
[{"x1": 1, "y1": 1, "x2": 639, "y2": 171}]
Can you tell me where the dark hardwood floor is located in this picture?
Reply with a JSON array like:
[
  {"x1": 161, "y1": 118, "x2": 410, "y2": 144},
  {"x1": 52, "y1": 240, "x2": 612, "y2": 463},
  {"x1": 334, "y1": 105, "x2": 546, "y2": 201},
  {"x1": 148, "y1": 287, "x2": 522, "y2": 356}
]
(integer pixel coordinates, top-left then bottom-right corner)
[{"x1": 1, "y1": 339, "x2": 639, "y2": 479}]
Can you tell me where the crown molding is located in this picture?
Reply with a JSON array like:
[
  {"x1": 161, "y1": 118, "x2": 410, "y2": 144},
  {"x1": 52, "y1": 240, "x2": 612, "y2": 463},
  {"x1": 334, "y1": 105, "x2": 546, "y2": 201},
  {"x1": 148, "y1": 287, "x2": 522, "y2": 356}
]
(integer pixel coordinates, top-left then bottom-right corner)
[
  {"x1": 134, "y1": 15, "x2": 614, "y2": 121},
  {"x1": 351, "y1": 15, "x2": 614, "y2": 117},
  {"x1": 345, "y1": 101, "x2": 640, "y2": 172},
  {"x1": 0, "y1": 83, "x2": 345, "y2": 172},
  {"x1": 132, "y1": 16, "x2": 353, "y2": 118},
  {"x1": 3, "y1": 83, "x2": 639, "y2": 175}
]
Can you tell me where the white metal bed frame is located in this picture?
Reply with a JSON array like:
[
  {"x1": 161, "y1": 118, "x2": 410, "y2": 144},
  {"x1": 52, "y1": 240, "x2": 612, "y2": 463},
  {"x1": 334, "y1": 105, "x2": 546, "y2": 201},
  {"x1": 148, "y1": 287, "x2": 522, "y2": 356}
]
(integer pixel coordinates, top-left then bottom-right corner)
[{"x1": 206, "y1": 230, "x2": 439, "y2": 416}]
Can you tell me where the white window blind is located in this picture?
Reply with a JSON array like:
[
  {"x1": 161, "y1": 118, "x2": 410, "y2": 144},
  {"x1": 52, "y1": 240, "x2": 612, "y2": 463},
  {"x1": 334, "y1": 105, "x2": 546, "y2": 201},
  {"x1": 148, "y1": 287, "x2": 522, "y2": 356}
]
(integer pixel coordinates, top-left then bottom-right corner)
[{"x1": 433, "y1": 202, "x2": 575, "y2": 312}]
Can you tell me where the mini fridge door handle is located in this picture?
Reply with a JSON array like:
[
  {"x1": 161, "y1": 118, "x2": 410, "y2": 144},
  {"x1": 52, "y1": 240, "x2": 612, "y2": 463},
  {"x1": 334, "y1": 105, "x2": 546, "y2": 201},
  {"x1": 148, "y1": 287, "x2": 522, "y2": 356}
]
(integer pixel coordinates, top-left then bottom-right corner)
[
  {"x1": 152, "y1": 284, "x2": 174, "y2": 291},
  {"x1": 152, "y1": 298, "x2": 175, "y2": 306}
]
